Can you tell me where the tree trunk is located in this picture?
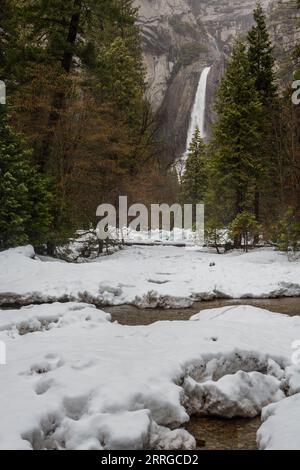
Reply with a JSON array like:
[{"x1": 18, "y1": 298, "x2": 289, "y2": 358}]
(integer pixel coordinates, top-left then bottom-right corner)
[
  {"x1": 39, "y1": 0, "x2": 82, "y2": 171},
  {"x1": 61, "y1": 0, "x2": 82, "y2": 74},
  {"x1": 234, "y1": 189, "x2": 243, "y2": 248},
  {"x1": 40, "y1": 0, "x2": 82, "y2": 252},
  {"x1": 46, "y1": 241, "x2": 56, "y2": 257},
  {"x1": 254, "y1": 188, "x2": 260, "y2": 245}
]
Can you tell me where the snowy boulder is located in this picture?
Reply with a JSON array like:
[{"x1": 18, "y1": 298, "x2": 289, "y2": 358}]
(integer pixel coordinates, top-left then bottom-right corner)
[
  {"x1": 184, "y1": 370, "x2": 284, "y2": 418},
  {"x1": 22, "y1": 409, "x2": 196, "y2": 451},
  {"x1": 49, "y1": 410, "x2": 153, "y2": 450},
  {"x1": 281, "y1": 365, "x2": 300, "y2": 396},
  {"x1": 258, "y1": 393, "x2": 300, "y2": 450},
  {"x1": 134, "y1": 291, "x2": 193, "y2": 309},
  {"x1": 5, "y1": 245, "x2": 36, "y2": 259},
  {"x1": 267, "y1": 359, "x2": 284, "y2": 380},
  {"x1": 149, "y1": 423, "x2": 196, "y2": 450}
]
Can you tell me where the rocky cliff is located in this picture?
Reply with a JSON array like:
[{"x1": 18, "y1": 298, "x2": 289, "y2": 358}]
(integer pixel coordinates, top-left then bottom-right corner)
[{"x1": 134, "y1": 0, "x2": 299, "y2": 165}]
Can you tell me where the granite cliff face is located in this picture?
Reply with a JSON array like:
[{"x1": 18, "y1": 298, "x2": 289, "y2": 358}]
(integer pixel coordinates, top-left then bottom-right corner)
[{"x1": 134, "y1": 0, "x2": 299, "y2": 164}]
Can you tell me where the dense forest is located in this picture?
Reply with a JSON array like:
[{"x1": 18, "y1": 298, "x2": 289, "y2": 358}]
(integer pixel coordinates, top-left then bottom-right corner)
[
  {"x1": 182, "y1": 3, "x2": 300, "y2": 251},
  {"x1": 0, "y1": 0, "x2": 176, "y2": 254},
  {"x1": 0, "y1": 0, "x2": 300, "y2": 255}
]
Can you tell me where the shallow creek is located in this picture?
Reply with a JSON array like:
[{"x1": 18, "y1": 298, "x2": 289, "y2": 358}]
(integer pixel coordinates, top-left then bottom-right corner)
[
  {"x1": 105, "y1": 297, "x2": 300, "y2": 450},
  {"x1": 105, "y1": 297, "x2": 300, "y2": 326}
]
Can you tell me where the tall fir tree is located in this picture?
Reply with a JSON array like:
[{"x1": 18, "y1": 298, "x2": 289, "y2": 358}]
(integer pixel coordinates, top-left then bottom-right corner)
[
  {"x1": 247, "y1": 2, "x2": 277, "y2": 105},
  {"x1": 209, "y1": 40, "x2": 263, "y2": 245},
  {"x1": 0, "y1": 107, "x2": 52, "y2": 250},
  {"x1": 181, "y1": 127, "x2": 207, "y2": 205},
  {"x1": 247, "y1": 2, "x2": 277, "y2": 223}
]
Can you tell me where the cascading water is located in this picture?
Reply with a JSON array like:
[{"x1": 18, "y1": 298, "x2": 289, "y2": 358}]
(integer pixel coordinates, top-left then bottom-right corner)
[
  {"x1": 175, "y1": 65, "x2": 211, "y2": 177},
  {"x1": 185, "y1": 66, "x2": 211, "y2": 153}
]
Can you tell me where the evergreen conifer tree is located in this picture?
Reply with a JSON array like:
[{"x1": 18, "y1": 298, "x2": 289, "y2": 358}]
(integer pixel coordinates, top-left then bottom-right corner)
[
  {"x1": 0, "y1": 107, "x2": 52, "y2": 250},
  {"x1": 209, "y1": 40, "x2": 263, "y2": 245},
  {"x1": 181, "y1": 127, "x2": 207, "y2": 205},
  {"x1": 247, "y1": 2, "x2": 277, "y2": 105},
  {"x1": 247, "y1": 2, "x2": 277, "y2": 223}
]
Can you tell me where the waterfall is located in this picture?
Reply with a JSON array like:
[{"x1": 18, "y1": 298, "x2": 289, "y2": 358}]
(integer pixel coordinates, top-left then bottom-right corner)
[
  {"x1": 175, "y1": 65, "x2": 211, "y2": 177},
  {"x1": 185, "y1": 66, "x2": 211, "y2": 153}
]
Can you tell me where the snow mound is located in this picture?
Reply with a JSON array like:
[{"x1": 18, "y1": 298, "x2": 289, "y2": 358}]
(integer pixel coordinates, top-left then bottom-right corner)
[
  {"x1": 258, "y1": 393, "x2": 300, "y2": 450},
  {"x1": 0, "y1": 302, "x2": 111, "y2": 336},
  {"x1": 2, "y1": 245, "x2": 36, "y2": 259},
  {"x1": 184, "y1": 371, "x2": 284, "y2": 418},
  {"x1": 281, "y1": 365, "x2": 300, "y2": 396},
  {"x1": 190, "y1": 304, "x2": 287, "y2": 323}
]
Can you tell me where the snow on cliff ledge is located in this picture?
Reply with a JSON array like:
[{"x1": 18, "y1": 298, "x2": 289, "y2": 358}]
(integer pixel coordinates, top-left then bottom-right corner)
[
  {"x1": 0, "y1": 245, "x2": 300, "y2": 308},
  {"x1": 0, "y1": 303, "x2": 300, "y2": 449}
]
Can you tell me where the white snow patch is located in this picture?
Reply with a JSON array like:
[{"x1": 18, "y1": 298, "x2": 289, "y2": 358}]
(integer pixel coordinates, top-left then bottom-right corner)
[
  {"x1": 0, "y1": 302, "x2": 110, "y2": 336},
  {"x1": 258, "y1": 393, "x2": 300, "y2": 450},
  {"x1": 0, "y1": 246, "x2": 300, "y2": 308}
]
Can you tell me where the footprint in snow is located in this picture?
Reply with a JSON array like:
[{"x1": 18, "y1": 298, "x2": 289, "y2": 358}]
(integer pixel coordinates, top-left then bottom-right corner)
[
  {"x1": 25, "y1": 354, "x2": 65, "y2": 376},
  {"x1": 35, "y1": 377, "x2": 55, "y2": 395}
]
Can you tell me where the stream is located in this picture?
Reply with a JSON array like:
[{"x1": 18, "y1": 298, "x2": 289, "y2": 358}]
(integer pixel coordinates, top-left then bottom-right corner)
[
  {"x1": 105, "y1": 297, "x2": 300, "y2": 326},
  {"x1": 105, "y1": 297, "x2": 300, "y2": 450}
]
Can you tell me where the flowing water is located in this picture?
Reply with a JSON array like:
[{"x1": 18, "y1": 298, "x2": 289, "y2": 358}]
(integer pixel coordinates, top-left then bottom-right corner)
[
  {"x1": 106, "y1": 297, "x2": 300, "y2": 326},
  {"x1": 185, "y1": 66, "x2": 211, "y2": 150},
  {"x1": 175, "y1": 65, "x2": 210, "y2": 176},
  {"x1": 105, "y1": 297, "x2": 300, "y2": 450}
]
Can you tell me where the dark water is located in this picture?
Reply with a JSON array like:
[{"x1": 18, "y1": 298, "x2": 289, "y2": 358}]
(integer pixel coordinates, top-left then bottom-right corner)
[
  {"x1": 105, "y1": 298, "x2": 300, "y2": 451},
  {"x1": 185, "y1": 417, "x2": 261, "y2": 451},
  {"x1": 106, "y1": 297, "x2": 300, "y2": 326}
]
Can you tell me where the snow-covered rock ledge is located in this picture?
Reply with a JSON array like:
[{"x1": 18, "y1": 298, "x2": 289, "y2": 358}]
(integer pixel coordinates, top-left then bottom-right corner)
[
  {"x1": 0, "y1": 245, "x2": 300, "y2": 308},
  {"x1": 1, "y1": 303, "x2": 300, "y2": 450}
]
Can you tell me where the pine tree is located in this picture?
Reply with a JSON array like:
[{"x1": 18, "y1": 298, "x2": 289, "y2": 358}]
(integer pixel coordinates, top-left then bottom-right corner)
[
  {"x1": 0, "y1": 107, "x2": 52, "y2": 250},
  {"x1": 247, "y1": 2, "x2": 277, "y2": 105},
  {"x1": 247, "y1": 2, "x2": 277, "y2": 224},
  {"x1": 229, "y1": 211, "x2": 261, "y2": 252},
  {"x1": 209, "y1": 40, "x2": 263, "y2": 245},
  {"x1": 181, "y1": 127, "x2": 207, "y2": 205}
]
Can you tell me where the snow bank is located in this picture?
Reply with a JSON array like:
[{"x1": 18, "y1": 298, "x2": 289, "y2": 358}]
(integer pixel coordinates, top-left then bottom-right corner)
[
  {"x1": 0, "y1": 302, "x2": 110, "y2": 336},
  {"x1": 258, "y1": 394, "x2": 300, "y2": 450},
  {"x1": 0, "y1": 245, "x2": 300, "y2": 308},
  {"x1": 1, "y1": 304, "x2": 300, "y2": 449},
  {"x1": 184, "y1": 371, "x2": 284, "y2": 418}
]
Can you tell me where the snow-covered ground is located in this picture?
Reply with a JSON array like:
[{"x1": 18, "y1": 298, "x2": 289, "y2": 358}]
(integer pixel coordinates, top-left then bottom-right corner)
[
  {"x1": 0, "y1": 303, "x2": 300, "y2": 450},
  {"x1": 0, "y1": 245, "x2": 300, "y2": 308}
]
